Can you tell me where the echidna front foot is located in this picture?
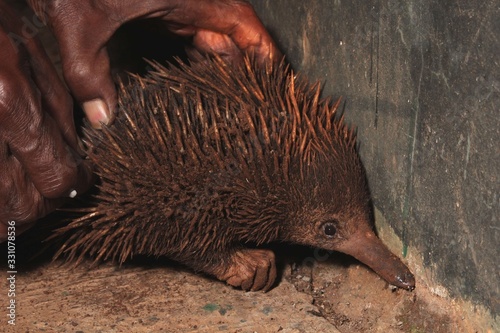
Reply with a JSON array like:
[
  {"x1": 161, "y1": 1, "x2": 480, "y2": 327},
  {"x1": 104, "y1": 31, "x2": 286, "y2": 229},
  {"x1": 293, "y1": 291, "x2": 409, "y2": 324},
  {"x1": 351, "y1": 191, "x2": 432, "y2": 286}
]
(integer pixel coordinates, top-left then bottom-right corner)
[{"x1": 212, "y1": 249, "x2": 277, "y2": 292}]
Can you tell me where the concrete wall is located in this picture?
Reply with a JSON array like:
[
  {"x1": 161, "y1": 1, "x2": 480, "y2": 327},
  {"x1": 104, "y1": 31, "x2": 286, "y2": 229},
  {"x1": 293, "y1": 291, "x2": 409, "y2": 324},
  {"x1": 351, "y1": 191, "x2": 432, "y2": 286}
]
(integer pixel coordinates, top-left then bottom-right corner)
[{"x1": 248, "y1": 0, "x2": 499, "y2": 317}]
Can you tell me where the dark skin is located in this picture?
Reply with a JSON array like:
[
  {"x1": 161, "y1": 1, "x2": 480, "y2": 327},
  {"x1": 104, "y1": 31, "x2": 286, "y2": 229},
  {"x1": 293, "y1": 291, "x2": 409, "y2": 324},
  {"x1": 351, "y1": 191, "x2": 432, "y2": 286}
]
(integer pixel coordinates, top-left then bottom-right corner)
[{"x1": 0, "y1": 0, "x2": 280, "y2": 241}]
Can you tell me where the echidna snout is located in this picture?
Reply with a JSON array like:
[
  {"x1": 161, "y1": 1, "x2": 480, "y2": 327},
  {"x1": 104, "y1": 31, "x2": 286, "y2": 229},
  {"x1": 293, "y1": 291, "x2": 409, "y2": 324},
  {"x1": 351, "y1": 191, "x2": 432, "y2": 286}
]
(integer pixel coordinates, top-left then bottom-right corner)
[
  {"x1": 55, "y1": 55, "x2": 414, "y2": 292},
  {"x1": 276, "y1": 152, "x2": 415, "y2": 290},
  {"x1": 284, "y1": 209, "x2": 415, "y2": 291}
]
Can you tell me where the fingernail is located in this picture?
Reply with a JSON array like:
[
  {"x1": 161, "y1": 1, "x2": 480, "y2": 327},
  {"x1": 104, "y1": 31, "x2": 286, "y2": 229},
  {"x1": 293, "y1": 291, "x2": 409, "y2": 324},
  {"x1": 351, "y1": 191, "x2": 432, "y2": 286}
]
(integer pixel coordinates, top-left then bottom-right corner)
[
  {"x1": 83, "y1": 99, "x2": 110, "y2": 129},
  {"x1": 69, "y1": 189, "x2": 78, "y2": 198}
]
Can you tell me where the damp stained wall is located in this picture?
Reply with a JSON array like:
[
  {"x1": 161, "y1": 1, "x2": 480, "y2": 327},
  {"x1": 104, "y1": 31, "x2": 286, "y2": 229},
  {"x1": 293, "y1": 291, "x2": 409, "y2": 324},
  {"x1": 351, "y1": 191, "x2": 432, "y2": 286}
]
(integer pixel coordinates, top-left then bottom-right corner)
[{"x1": 248, "y1": 0, "x2": 499, "y2": 318}]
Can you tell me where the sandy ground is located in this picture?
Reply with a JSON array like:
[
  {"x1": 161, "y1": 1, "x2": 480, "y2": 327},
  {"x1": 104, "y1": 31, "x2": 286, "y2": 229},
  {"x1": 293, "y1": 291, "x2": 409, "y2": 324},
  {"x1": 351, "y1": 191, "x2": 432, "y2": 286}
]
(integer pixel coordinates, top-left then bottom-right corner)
[
  {"x1": 6, "y1": 258, "x2": 337, "y2": 332},
  {"x1": 1, "y1": 239, "x2": 477, "y2": 333}
]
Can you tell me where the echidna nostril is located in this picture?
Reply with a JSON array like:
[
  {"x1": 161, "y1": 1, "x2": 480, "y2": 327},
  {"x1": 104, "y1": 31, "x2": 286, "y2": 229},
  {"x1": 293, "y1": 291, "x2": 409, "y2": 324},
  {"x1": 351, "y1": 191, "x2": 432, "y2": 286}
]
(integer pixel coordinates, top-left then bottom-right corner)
[{"x1": 395, "y1": 272, "x2": 416, "y2": 291}]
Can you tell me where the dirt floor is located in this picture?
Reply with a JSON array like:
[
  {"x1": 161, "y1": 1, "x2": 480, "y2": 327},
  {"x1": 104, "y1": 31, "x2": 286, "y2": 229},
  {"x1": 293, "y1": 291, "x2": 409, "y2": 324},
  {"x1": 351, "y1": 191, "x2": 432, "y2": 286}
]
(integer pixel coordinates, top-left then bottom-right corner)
[
  {"x1": 1, "y1": 238, "x2": 480, "y2": 333},
  {"x1": 3, "y1": 209, "x2": 491, "y2": 332}
]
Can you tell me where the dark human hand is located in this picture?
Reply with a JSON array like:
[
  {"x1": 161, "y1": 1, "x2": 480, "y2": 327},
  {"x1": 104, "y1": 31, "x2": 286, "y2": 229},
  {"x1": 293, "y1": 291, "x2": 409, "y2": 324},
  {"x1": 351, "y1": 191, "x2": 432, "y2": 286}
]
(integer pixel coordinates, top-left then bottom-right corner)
[
  {"x1": 27, "y1": 0, "x2": 281, "y2": 128},
  {"x1": 0, "y1": 2, "x2": 93, "y2": 241}
]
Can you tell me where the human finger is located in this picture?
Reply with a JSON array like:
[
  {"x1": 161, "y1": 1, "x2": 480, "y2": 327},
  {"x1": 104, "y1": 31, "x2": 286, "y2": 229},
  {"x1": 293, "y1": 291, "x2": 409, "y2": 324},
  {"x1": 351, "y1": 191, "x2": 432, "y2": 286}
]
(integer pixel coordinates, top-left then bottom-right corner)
[{"x1": 0, "y1": 59, "x2": 94, "y2": 199}]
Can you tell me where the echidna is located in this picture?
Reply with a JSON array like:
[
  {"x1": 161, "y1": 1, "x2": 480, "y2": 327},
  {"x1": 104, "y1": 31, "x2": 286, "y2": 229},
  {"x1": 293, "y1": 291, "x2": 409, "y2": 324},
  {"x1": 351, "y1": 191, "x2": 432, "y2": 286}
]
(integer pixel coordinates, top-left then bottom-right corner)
[{"x1": 55, "y1": 56, "x2": 415, "y2": 292}]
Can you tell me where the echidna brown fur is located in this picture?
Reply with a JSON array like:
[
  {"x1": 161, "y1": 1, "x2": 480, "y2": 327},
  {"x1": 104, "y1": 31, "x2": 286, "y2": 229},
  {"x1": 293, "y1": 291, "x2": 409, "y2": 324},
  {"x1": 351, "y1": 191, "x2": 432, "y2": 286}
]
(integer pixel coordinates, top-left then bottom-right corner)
[{"x1": 52, "y1": 55, "x2": 415, "y2": 292}]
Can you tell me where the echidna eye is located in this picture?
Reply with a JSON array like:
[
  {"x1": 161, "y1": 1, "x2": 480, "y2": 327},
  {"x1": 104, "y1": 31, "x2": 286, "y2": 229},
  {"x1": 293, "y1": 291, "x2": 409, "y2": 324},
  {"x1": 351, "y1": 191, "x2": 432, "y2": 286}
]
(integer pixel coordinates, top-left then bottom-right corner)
[{"x1": 322, "y1": 222, "x2": 337, "y2": 238}]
